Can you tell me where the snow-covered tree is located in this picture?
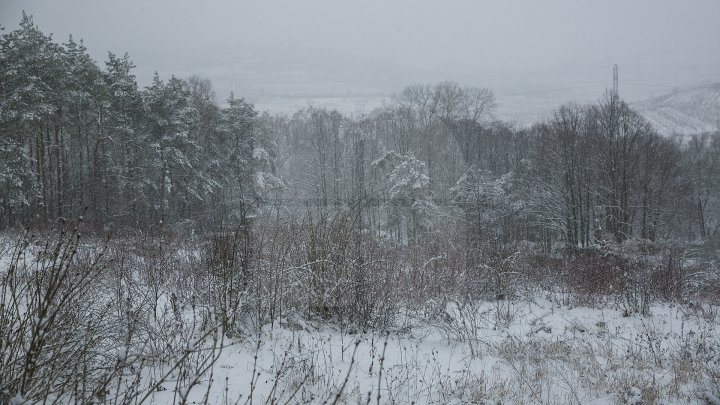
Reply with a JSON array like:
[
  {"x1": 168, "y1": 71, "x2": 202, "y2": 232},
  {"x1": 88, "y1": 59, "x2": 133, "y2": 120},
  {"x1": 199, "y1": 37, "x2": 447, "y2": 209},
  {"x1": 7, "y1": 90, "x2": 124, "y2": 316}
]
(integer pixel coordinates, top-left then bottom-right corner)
[
  {"x1": 218, "y1": 93, "x2": 259, "y2": 223},
  {"x1": 373, "y1": 150, "x2": 436, "y2": 244},
  {"x1": 452, "y1": 166, "x2": 513, "y2": 241},
  {"x1": 143, "y1": 74, "x2": 213, "y2": 225},
  {"x1": 0, "y1": 12, "x2": 65, "y2": 223}
]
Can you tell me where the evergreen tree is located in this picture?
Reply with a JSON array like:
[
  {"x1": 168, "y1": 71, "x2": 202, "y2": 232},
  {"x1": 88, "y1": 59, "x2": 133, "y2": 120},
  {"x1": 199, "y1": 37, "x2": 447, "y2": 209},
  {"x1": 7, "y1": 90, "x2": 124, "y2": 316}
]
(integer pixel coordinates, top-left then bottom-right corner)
[
  {"x1": 143, "y1": 74, "x2": 209, "y2": 226},
  {"x1": 219, "y1": 93, "x2": 259, "y2": 223},
  {"x1": 0, "y1": 12, "x2": 65, "y2": 224},
  {"x1": 104, "y1": 52, "x2": 145, "y2": 224}
]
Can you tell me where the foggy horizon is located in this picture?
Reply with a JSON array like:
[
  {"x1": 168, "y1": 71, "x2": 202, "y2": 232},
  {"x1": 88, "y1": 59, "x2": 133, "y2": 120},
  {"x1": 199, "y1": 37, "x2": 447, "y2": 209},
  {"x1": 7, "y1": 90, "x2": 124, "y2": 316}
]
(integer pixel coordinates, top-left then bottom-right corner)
[{"x1": 2, "y1": 0, "x2": 719, "y2": 121}]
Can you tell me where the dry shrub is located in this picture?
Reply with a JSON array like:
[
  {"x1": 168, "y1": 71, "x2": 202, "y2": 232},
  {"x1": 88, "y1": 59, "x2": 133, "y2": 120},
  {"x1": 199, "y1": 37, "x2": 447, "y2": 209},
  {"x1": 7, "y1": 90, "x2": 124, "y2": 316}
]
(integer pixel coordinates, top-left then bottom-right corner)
[
  {"x1": 649, "y1": 246, "x2": 687, "y2": 301},
  {"x1": 564, "y1": 249, "x2": 627, "y2": 298}
]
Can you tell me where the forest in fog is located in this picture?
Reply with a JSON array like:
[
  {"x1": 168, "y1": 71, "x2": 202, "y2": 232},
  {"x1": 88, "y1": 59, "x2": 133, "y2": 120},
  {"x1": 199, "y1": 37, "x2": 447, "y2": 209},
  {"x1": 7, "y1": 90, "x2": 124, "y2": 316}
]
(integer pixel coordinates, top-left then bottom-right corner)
[
  {"x1": 2, "y1": 14, "x2": 719, "y2": 245},
  {"x1": 2, "y1": 13, "x2": 720, "y2": 405}
]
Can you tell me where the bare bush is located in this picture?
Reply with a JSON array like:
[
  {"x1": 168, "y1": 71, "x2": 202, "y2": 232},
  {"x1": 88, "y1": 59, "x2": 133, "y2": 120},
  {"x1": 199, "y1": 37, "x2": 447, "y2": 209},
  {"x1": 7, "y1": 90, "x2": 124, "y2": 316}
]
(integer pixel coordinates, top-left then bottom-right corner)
[{"x1": 0, "y1": 222, "x2": 225, "y2": 404}]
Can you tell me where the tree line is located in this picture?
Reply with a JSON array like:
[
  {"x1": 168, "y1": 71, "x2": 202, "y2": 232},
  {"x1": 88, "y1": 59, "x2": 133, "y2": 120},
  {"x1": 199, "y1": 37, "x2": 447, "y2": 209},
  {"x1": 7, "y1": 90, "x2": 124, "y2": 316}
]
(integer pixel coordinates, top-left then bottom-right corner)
[
  {"x1": 0, "y1": 13, "x2": 280, "y2": 231},
  {"x1": 1, "y1": 13, "x2": 719, "y2": 252}
]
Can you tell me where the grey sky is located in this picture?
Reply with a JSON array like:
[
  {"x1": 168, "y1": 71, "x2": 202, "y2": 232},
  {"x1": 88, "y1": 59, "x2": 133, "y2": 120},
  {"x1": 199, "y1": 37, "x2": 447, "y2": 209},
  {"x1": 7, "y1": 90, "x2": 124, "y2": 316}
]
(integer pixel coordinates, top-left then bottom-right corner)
[{"x1": 2, "y1": 0, "x2": 719, "y2": 120}]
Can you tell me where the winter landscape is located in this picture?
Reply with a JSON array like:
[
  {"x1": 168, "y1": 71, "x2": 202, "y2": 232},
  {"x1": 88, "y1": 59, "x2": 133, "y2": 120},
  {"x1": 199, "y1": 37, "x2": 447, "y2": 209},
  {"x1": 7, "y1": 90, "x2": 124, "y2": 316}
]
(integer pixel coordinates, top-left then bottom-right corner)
[{"x1": 1, "y1": 1, "x2": 720, "y2": 404}]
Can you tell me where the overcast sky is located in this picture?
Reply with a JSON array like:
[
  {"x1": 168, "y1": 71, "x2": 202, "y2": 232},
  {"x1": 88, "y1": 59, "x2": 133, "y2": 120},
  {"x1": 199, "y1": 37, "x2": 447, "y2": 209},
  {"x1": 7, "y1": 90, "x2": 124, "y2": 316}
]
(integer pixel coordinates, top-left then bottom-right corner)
[{"x1": 2, "y1": 0, "x2": 719, "y2": 118}]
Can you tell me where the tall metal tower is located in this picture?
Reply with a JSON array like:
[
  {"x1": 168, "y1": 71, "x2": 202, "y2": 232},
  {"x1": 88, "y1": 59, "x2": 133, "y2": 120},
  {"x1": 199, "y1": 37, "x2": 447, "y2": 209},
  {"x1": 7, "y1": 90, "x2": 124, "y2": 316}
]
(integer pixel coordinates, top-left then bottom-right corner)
[
  {"x1": 610, "y1": 64, "x2": 620, "y2": 140},
  {"x1": 613, "y1": 64, "x2": 619, "y2": 104}
]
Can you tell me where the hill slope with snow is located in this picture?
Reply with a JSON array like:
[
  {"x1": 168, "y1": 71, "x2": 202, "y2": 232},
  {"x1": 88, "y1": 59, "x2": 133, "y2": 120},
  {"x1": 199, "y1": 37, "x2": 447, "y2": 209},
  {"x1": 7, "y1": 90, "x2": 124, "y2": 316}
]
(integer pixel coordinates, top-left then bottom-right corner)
[{"x1": 633, "y1": 83, "x2": 720, "y2": 136}]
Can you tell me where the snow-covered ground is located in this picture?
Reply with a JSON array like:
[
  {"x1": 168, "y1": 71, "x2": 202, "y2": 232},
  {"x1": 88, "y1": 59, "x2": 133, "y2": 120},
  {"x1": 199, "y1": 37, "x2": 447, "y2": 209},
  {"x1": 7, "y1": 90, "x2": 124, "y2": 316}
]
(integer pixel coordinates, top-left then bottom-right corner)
[
  {"x1": 2, "y1": 232, "x2": 719, "y2": 404},
  {"x1": 148, "y1": 298, "x2": 720, "y2": 404}
]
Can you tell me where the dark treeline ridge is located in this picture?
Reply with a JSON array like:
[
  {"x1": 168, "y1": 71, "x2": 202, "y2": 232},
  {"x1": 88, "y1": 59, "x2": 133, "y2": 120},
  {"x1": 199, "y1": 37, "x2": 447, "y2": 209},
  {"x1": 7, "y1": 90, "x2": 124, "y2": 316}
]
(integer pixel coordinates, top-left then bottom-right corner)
[{"x1": 1, "y1": 13, "x2": 719, "y2": 252}]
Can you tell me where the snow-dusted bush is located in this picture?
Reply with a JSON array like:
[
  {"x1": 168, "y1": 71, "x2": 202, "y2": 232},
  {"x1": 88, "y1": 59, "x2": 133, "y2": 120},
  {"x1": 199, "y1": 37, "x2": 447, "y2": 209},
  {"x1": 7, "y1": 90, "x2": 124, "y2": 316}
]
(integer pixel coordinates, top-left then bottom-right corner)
[{"x1": 0, "y1": 222, "x2": 224, "y2": 404}]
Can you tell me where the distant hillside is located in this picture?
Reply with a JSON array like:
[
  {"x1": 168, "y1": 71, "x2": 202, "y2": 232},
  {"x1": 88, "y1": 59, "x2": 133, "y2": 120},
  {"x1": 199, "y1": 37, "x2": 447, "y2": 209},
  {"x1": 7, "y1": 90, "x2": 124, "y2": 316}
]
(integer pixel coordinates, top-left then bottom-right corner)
[{"x1": 633, "y1": 83, "x2": 720, "y2": 136}]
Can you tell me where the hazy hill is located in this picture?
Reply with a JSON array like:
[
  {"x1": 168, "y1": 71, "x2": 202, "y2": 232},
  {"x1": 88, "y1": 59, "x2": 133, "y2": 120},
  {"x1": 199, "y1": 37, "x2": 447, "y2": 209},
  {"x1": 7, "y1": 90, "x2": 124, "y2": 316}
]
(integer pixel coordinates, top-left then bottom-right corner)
[{"x1": 633, "y1": 83, "x2": 720, "y2": 136}]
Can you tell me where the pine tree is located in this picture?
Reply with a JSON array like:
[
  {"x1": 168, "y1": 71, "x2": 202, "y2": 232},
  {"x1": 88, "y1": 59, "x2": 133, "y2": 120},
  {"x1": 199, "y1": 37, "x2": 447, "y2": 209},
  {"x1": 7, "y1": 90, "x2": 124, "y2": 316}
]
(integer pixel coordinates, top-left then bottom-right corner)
[
  {"x1": 143, "y1": 74, "x2": 207, "y2": 226},
  {"x1": 0, "y1": 13, "x2": 65, "y2": 224},
  {"x1": 104, "y1": 52, "x2": 145, "y2": 224},
  {"x1": 219, "y1": 93, "x2": 259, "y2": 224}
]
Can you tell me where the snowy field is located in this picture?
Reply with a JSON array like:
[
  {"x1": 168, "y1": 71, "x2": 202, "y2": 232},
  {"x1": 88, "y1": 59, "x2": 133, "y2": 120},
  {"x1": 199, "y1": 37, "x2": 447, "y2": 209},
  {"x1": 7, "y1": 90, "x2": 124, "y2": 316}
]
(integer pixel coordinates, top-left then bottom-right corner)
[
  {"x1": 144, "y1": 299, "x2": 720, "y2": 405},
  {"x1": 2, "y1": 230, "x2": 719, "y2": 405}
]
